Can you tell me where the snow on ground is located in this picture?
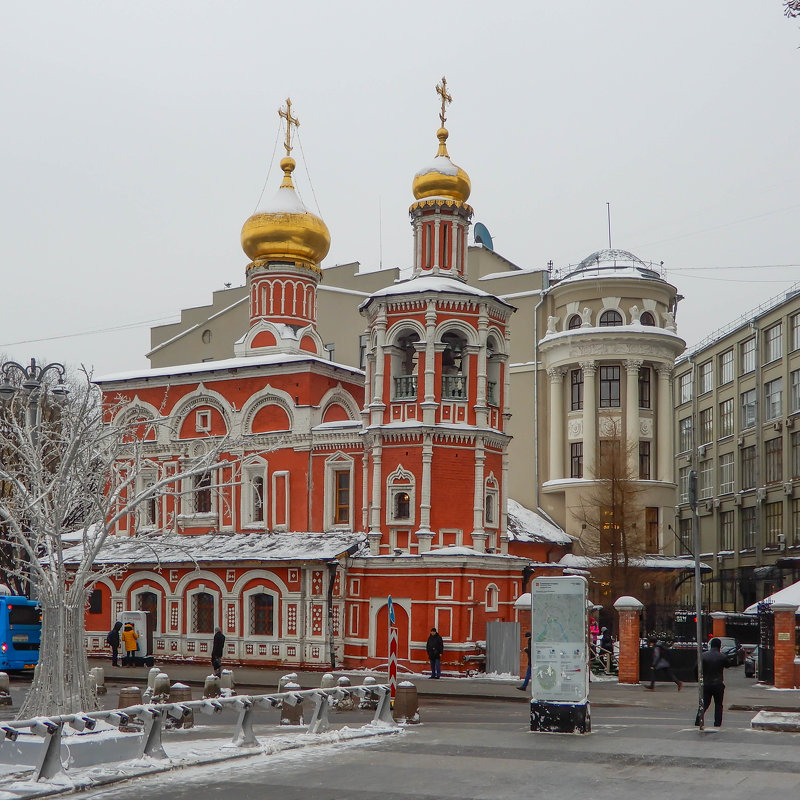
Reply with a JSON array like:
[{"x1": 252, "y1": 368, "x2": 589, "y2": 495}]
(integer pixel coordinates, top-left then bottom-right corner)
[{"x1": 0, "y1": 724, "x2": 401, "y2": 799}]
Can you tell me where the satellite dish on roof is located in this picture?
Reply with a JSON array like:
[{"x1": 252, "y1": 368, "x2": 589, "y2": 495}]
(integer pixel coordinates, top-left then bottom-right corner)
[{"x1": 473, "y1": 222, "x2": 494, "y2": 251}]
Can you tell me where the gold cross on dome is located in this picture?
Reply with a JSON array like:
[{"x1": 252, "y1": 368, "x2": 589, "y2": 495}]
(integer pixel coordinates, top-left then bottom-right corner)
[
  {"x1": 436, "y1": 77, "x2": 452, "y2": 127},
  {"x1": 279, "y1": 98, "x2": 300, "y2": 156}
]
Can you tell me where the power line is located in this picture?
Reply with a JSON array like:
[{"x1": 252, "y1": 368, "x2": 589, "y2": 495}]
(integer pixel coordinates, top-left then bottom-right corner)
[{"x1": 0, "y1": 314, "x2": 180, "y2": 348}]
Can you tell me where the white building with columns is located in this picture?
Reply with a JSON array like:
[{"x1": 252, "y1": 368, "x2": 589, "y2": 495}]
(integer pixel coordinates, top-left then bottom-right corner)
[{"x1": 535, "y1": 249, "x2": 686, "y2": 554}]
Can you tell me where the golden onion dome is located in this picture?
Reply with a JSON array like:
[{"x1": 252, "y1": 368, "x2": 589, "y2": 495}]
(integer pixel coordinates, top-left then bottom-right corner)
[
  {"x1": 412, "y1": 127, "x2": 471, "y2": 204},
  {"x1": 241, "y1": 156, "x2": 330, "y2": 271}
]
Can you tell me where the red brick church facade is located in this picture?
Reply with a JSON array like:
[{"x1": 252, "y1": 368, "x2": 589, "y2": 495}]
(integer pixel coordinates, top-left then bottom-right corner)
[{"x1": 79, "y1": 95, "x2": 569, "y2": 675}]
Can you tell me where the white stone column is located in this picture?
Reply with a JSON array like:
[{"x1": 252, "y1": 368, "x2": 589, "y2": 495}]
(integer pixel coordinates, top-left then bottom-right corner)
[
  {"x1": 368, "y1": 441, "x2": 383, "y2": 555},
  {"x1": 370, "y1": 306, "x2": 387, "y2": 425},
  {"x1": 418, "y1": 434, "x2": 433, "y2": 535},
  {"x1": 471, "y1": 436, "x2": 487, "y2": 552},
  {"x1": 625, "y1": 359, "x2": 642, "y2": 478},
  {"x1": 581, "y1": 361, "x2": 598, "y2": 479},
  {"x1": 548, "y1": 367, "x2": 567, "y2": 480},
  {"x1": 499, "y1": 447, "x2": 509, "y2": 554},
  {"x1": 422, "y1": 301, "x2": 438, "y2": 425},
  {"x1": 475, "y1": 304, "x2": 489, "y2": 425},
  {"x1": 656, "y1": 363, "x2": 674, "y2": 483}
]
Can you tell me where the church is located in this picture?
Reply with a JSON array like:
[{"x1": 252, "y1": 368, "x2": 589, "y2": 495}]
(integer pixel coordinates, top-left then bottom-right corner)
[{"x1": 80, "y1": 85, "x2": 576, "y2": 674}]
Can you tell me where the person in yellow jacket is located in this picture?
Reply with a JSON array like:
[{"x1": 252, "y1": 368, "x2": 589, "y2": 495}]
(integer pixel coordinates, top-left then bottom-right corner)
[{"x1": 121, "y1": 622, "x2": 139, "y2": 666}]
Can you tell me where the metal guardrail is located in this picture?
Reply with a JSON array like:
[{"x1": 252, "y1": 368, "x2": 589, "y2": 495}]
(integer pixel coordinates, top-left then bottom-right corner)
[{"x1": 0, "y1": 683, "x2": 396, "y2": 783}]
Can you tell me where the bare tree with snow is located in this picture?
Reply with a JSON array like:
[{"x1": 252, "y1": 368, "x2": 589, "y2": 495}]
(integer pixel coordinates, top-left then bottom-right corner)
[{"x1": 0, "y1": 365, "x2": 233, "y2": 718}]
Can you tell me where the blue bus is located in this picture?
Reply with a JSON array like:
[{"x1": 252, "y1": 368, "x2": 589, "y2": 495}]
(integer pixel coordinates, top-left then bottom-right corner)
[{"x1": 0, "y1": 596, "x2": 41, "y2": 671}]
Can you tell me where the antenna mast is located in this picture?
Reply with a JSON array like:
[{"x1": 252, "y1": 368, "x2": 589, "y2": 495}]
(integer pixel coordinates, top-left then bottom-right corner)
[{"x1": 606, "y1": 202, "x2": 612, "y2": 249}]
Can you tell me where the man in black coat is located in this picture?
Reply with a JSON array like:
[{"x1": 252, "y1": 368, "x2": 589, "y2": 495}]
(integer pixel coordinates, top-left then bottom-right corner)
[
  {"x1": 426, "y1": 627, "x2": 444, "y2": 679},
  {"x1": 106, "y1": 621, "x2": 122, "y2": 667},
  {"x1": 695, "y1": 637, "x2": 729, "y2": 727},
  {"x1": 211, "y1": 626, "x2": 225, "y2": 677}
]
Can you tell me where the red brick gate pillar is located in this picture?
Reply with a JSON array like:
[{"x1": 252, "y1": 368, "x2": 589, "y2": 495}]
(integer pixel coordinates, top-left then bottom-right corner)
[
  {"x1": 771, "y1": 602, "x2": 798, "y2": 689},
  {"x1": 613, "y1": 596, "x2": 643, "y2": 685},
  {"x1": 710, "y1": 612, "x2": 727, "y2": 640}
]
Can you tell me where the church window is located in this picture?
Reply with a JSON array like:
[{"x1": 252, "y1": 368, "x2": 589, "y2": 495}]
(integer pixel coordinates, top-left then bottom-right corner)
[
  {"x1": 394, "y1": 492, "x2": 410, "y2": 520},
  {"x1": 249, "y1": 593, "x2": 275, "y2": 636},
  {"x1": 192, "y1": 592, "x2": 215, "y2": 633},
  {"x1": 334, "y1": 471, "x2": 350, "y2": 525},
  {"x1": 194, "y1": 472, "x2": 212, "y2": 514},
  {"x1": 485, "y1": 585, "x2": 499, "y2": 612},
  {"x1": 196, "y1": 410, "x2": 212, "y2": 433},
  {"x1": 391, "y1": 329, "x2": 420, "y2": 400},
  {"x1": 599, "y1": 310, "x2": 622, "y2": 327},
  {"x1": 486, "y1": 335, "x2": 502, "y2": 407},
  {"x1": 567, "y1": 314, "x2": 582, "y2": 330},
  {"x1": 441, "y1": 330, "x2": 467, "y2": 400},
  {"x1": 484, "y1": 475, "x2": 499, "y2": 528},
  {"x1": 252, "y1": 476, "x2": 265, "y2": 522},
  {"x1": 388, "y1": 468, "x2": 415, "y2": 526}
]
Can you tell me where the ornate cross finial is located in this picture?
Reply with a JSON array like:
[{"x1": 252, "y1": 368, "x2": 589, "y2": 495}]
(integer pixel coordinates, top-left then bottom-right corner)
[
  {"x1": 436, "y1": 77, "x2": 452, "y2": 127},
  {"x1": 278, "y1": 98, "x2": 300, "y2": 156}
]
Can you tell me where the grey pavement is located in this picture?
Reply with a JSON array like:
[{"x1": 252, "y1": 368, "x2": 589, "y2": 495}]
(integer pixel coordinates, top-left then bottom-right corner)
[{"x1": 88, "y1": 656, "x2": 800, "y2": 712}]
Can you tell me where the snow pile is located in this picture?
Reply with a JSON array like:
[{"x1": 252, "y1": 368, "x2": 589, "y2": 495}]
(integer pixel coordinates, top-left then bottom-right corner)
[{"x1": 506, "y1": 499, "x2": 572, "y2": 545}]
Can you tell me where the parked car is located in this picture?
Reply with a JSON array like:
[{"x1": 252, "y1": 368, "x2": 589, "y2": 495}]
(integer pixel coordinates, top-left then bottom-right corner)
[
  {"x1": 744, "y1": 647, "x2": 758, "y2": 678},
  {"x1": 715, "y1": 636, "x2": 745, "y2": 666}
]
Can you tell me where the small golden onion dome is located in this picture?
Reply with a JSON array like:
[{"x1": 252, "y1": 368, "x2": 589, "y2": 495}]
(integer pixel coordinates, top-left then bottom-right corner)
[
  {"x1": 412, "y1": 127, "x2": 471, "y2": 203},
  {"x1": 241, "y1": 156, "x2": 330, "y2": 270}
]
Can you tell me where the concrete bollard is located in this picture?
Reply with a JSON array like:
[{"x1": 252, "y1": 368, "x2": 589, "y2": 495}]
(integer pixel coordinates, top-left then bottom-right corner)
[
  {"x1": 90, "y1": 666, "x2": 106, "y2": 695},
  {"x1": 319, "y1": 672, "x2": 337, "y2": 689},
  {"x1": 280, "y1": 681, "x2": 304, "y2": 726},
  {"x1": 147, "y1": 666, "x2": 161, "y2": 691},
  {"x1": 220, "y1": 669, "x2": 235, "y2": 694},
  {"x1": 118, "y1": 685, "x2": 143, "y2": 708},
  {"x1": 203, "y1": 674, "x2": 221, "y2": 698},
  {"x1": 392, "y1": 681, "x2": 419, "y2": 724},
  {"x1": 278, "y1": 672, "x2": 298, "y2": 692},
  {"x1": 359, "y1": 676, "x2": 378, "y2": 709},
  {"x1": 169, "y1": 682, "x2": 194, "y2": 729},
  {"x1": 0, "y1": 672, "x2": 11, "y2": 706},
  {"x1": 152, "y1": 672, "x2": 171, "y2": 701}
]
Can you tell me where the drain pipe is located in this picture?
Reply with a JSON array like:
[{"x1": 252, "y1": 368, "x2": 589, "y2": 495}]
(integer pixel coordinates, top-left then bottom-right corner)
[{"x1": 533, "y1": 282, "x2": 549, "y2": 516}]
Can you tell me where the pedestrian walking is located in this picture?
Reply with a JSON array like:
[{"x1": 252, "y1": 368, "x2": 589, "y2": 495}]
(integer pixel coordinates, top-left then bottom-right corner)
[
  {"x1": 121, "y1": 621, "x2": 139, "y2": 666},
  {"x1": 695, "y1": 637, "x2": 728, "y2": 727},
  {"x1": 211, "y1": 626, "x2": 225, "y2": 677},
  {"x1": 517, "y1": 632, "x2": 532, "y2": 691},
  {"x1": 589, "y1": 617, "x2": 600, "y2": 648},
  {"x1": 599, "y1": 627, "x2": 614, "y2": 674},
  {"x1": 105, "y1": 621, "x2": 122, "y2": 667},
  {"x1": 426, "y1": 627, "x2": 444, "y2": 678},
  {"x1": 645, "y1": 639, "x2": 682, "y2": 690}
]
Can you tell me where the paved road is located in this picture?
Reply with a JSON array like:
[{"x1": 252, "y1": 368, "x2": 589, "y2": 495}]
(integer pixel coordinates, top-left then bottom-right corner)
[{"x1": 71, "y1": 690, "x2": 800, "y2": 799}]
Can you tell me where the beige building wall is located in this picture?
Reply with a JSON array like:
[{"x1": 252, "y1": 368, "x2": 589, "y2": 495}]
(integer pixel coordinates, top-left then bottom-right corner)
[{"x1": 673, "y1": 286, "x2": 800, "y2": 611}]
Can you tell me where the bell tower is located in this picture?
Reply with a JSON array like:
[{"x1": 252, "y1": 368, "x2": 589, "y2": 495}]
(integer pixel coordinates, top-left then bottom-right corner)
[{"x1": 360, "y1": 79, "x2": 514, "y2": 558}]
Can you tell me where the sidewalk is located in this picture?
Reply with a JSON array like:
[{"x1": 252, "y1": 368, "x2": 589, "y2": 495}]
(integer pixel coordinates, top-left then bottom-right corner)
[{"x1": 89, "y1": 657, "x2": 800, "y2": 712}]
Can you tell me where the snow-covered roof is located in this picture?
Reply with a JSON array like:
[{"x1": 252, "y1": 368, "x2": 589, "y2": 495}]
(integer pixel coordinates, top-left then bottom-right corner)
[
  {"x1": 506, "y1": 499, "x2": 572, "y2": 545},
  {"x1": 96, "y1": 352, "x2": 363, "y2": 384},
  {"x1": 558, "y1": 553, "x2": 713, "y2": 572},
  {"x1": 361, "y1": 276, "x2": 514, "y2": 311},
  {"x1": 744, "y1": 579, "x2": 800, "y2": 614},
  {"x1": 61, "y1": 531, "x2": 365, "y2": 566},
  {"x1": 554, "y1": 248, "x2": 664, "y2": 284}
]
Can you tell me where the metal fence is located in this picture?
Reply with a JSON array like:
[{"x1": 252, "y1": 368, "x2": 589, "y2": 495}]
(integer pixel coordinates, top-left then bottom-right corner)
[{"x1": 0, "y1": 682, "x2": 395, "y2": 783}]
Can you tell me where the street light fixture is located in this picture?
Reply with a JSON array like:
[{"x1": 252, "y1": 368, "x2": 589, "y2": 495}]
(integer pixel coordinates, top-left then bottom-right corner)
[{"x1": 0, "y1": 358, "x2": 69, "y2": 407}]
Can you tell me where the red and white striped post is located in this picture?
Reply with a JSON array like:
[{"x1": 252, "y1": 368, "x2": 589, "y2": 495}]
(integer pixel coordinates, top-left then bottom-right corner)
[{"x1": 388, "y1": 596, "x2": 397, "y2": 699}]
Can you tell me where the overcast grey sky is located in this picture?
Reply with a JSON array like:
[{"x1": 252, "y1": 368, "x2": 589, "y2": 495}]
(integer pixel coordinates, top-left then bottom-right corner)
[{"x1": 2, "y1": 2, "x2": 798, "y2": 375}]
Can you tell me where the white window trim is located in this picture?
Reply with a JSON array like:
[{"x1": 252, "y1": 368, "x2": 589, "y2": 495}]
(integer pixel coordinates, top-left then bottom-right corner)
[
  {"x1": 387, "y1": 466, "x2": 416, "y2": 526},
  {"x1": 485, "y1": 584, "x2": 499, "y2": 612},
  {"x1": 196, "y1": 409, "x2": 212, "y2": 433},
  {"x1": 243, "y1": 586, "x2": 279, "y2": 639},
  {"x1": 271, "y1": 470, "x2": 290, "y2": 532},
  {"x1": 434, "y1": 606, "x2": 453, "y2": 640},
  {"x1": 131, "y1": 587, "x2": 160, "y2": 636},
  {"x1": 484, "y1": 474, "x2": 499, "y2": 529},
  {"x1": 179, "y1": 469, "x2": 218, "y2": 524},
  {"x1": 323, "y1": 454, "x2": 354, "y2": 531},
  {"x1": 436, "y1": 579, "x2": 454, "y2": 600},
  {"x1": 242, "y1": 462, "x2": 268, "y2": 530},
  {"x1": 185, "y1": 585, "x2": 219, "y2": 636},
  {"x1": 436, "y1": 528, "x2": 463, "y2": 549}
]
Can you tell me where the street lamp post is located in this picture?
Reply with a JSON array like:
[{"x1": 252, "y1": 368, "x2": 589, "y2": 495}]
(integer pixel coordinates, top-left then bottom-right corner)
[{"x1": 688, "y1": 469, "x2": 706, "y2": 731}]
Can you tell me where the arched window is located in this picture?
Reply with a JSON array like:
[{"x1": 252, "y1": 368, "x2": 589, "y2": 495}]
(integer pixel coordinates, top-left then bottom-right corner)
[
  {"x1": 486, "y1": 335, "x2": 502, "y2": 406},
  {"x1": 567, "y1": 314, "x2": 582, "y2": 330},
  {"x1": 640, "y1": 311, "x2": 656, "y2": 326},
  {"x1": 249, "y1": 593, "x2": 275, "y2": 636},
  {"x1": 486, "y1": 585, "x2": 499, "y2": 612},
  {"x1": 485, "y1": 493, "x2": 495, "y2": 525},
  {"x1": 441, "y1": 330, "x2": 468, "y2": 399},
  {"x1": 394, "y1": 491, "x2": 411, "y2": 520},
  {"x1": 252, "y1": 476, "x2": 264, "y2": 522},
  {"x1": 599, "y1": 310, "x2": 623, "y2": 327},
  {"x1": 192, "y1": 592, "x2": 215, "y2": 633},
  {"x1": 391, "y1": 328, "x2": 420, "y2": 400}
]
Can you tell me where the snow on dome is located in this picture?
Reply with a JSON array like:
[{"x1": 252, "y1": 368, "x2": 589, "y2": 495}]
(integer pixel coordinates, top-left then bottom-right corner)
[
  {"x1": 257, "y1": 185, "x2": 309, "y2": 215},
  {"x1": 556, "y1": 248, "x2": 664, "y2": 284},
  {"x1": 506, "y1": 498, "x2": 572, "y2": 545},
  {"x1": 415, "y1": 156, "x2": 459, "y2": 178},
  {"x1": 578, "y1": 248, "x2": 647, "y2": 271}
]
